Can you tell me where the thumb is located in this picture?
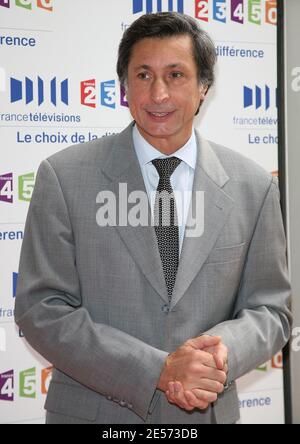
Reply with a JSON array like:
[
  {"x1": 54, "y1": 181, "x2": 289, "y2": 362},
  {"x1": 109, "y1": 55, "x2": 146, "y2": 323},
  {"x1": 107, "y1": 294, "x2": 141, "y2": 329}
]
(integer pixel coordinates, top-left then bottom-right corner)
[
  {"x1": 188, "y1": 335, "x2": 221, "y2": 350},
  {"x1": 213, "y1": 351, "x2": 224, "y2": 370}
]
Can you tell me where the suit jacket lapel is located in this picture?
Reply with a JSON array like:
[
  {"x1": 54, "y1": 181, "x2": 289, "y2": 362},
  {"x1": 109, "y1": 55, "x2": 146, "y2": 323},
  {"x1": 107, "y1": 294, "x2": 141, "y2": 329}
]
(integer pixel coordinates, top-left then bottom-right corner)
[
  {"x1": 101, "y1": 123, "x2": 169, "y2": 303},
  {"x1": 100, "y1": 123, "x2": 235, "y2": 308},
  {"x1": 170, "y1": 133, "x2": 235, "y2": 309}
]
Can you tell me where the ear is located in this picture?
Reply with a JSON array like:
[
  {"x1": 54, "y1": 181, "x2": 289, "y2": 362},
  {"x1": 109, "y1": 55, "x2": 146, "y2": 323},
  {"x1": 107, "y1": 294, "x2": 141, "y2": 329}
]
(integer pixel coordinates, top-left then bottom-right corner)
[
  {"x1": 123, "y1": 84, "x2": 129, "y2": 102},
  {"x1": 199, "y1": 84, "x2": 209, "y2": 101}
]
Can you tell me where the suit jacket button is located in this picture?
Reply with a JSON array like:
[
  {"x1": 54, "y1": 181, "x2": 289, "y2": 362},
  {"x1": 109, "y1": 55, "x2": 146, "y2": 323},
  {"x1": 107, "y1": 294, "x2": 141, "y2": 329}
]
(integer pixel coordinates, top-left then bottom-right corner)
[
  {"x1": 120, "y1": 400, "x2": 127, "y2": 407},
  {"x1": 128, "y1": 403, "x2": 133, "y2": 409},
  {"x1": 162, "y1": 304, "x2": 170, "y2": 314},
  {"x1": 107, "y1": 395, "x2": 112, "y2": 401}
]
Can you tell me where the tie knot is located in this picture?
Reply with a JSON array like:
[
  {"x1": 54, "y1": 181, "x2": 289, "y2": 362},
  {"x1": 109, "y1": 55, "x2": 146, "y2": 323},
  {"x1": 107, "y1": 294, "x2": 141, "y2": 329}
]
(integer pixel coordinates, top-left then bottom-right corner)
[{"x1": 152, "y1": 157, "x2": 182, "y2": 179}]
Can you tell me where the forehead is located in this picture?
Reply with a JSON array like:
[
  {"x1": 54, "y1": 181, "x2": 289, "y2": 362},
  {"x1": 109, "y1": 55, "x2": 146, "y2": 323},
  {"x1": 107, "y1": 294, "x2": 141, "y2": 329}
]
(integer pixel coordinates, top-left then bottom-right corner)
[{"x1": 129, "y1": 35, "x2": 195, "y2": 67}]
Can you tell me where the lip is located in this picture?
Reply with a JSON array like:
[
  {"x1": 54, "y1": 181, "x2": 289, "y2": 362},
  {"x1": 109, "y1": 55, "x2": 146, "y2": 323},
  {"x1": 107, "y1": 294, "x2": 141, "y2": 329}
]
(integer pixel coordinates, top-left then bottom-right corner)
[{"x1": 146, "y1": 110, "x2": 175, "y2": 122}]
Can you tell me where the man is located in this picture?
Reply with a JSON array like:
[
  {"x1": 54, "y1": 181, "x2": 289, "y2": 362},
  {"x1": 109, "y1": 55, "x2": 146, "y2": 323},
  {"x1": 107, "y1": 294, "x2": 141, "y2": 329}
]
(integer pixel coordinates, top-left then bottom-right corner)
[{"x1": 15, "y1": 12, "x2": 292, "y2": 424}]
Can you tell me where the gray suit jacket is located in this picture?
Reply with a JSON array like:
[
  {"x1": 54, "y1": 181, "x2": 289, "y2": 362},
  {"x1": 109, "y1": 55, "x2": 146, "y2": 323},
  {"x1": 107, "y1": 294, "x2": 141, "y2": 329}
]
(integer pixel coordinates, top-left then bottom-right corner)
[{"x1": 15, "y1": 122, "x2": 292, "y2": 424}]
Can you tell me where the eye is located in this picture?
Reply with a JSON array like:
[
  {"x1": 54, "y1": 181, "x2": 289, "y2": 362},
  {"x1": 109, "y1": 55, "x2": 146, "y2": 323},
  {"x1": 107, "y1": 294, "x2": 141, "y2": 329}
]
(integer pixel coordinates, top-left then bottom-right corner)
[
  {"x1": 137, "y1": 72, "x2": 151, "y2": 80},
  {"x1": 170, "y1": 72, "x2": 184, "y2": 79}
]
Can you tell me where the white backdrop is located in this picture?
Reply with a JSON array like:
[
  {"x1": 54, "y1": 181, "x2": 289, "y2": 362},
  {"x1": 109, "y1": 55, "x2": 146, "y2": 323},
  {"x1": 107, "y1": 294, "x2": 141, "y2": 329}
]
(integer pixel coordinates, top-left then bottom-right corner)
[{"x1": 0, "y1": 0, "x2": 283, "y2": 424}]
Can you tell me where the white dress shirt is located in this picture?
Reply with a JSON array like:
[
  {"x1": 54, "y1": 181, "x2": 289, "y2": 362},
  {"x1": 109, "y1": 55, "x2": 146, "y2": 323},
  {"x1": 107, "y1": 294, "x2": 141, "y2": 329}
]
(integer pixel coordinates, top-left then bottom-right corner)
[{"x1": 132, "y1": 123, "x2": 197, "y2": 255}]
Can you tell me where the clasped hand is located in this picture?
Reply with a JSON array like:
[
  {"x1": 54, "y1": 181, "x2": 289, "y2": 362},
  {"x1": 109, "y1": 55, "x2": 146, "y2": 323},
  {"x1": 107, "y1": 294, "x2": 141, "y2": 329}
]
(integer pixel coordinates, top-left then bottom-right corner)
[{"x1": 159, "y1": 335, "x2": 228, "y2": 412}]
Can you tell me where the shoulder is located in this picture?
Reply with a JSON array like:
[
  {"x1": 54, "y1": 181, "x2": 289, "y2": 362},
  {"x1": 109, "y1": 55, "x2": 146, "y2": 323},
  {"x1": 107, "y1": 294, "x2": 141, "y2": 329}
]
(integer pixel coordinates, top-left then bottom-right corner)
[
  {"x1": 45, "y1": 133, "x2": 118, "y2": 173},
  {"x1": 208, "y1": 140, "x2": 275, "y2": 194}
]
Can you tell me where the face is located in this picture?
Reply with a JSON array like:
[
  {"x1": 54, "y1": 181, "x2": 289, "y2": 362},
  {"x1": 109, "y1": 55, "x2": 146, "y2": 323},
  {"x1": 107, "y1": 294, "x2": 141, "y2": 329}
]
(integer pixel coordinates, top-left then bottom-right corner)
[{"x1": 126, "y1": 35, "x2": 207, "y2": 154}]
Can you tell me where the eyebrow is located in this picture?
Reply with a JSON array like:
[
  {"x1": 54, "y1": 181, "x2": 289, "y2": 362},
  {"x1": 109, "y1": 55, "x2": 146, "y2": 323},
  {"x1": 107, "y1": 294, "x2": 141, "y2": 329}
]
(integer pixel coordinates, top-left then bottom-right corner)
[{"x1": 133, "y1": 63, "x2": 186, "y2": 71}]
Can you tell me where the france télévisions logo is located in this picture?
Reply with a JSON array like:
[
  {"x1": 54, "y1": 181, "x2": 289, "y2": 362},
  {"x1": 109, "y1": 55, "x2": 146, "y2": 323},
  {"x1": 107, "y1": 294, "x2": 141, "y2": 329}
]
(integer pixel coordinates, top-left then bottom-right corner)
[
  {"x1": 10, "y1": 76, "x2": 69, "y2": 106},
  {"x1": 195, "y1": 0, "x2": 277, "y2": 26},
  {"x1": 0, "y1": 0, "x2": 53, "y2": 12},
  {"x1": 0, "y1": 173, "x2": 13, "y2": 204},
  {"x1": 81, "y1": 79, "x2": 116, "y2": 109},
  {"x1": 0, "y1": 370, "x2": 14, "y2": 401},
  {"x1": 0, "y1": 172, "x2": 36, "y2": 204},
  {"x1": 244, "y1": 84, "x2": 277, "y2": 110},
  {"x1": 81, "y1": 79, "x2": 129, "y2": 109},
  {"x1": 0, "y1": 367, "x2": 52, "y2": 401},
  {"x1": 256, "y1": 352, "x2": 283, "y2": 372},
  {"x1": 133, "y1": 0, "x2": 184, "y2": 14}
]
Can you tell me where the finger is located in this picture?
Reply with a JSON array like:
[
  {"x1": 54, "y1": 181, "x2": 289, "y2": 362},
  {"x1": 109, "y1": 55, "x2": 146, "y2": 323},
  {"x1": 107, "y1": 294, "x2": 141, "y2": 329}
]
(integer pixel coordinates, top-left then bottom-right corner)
[
  {"x1": 201, "y1": 366, "x2": 227, "y2": 385},
  {"x1": 166, "y1": 390, "x2": 172, "y2": 402},
  {"x1": 188, "y1": 335, "x2": 221, "y2": 350},
  {"x1": 213, "y1": 347, "x2": 228, "y2": 370},
  {"x1": 168, "y1": 381, "x2": 175, "y2": 397},
  {"x1": 200, "y1": 350, "x2": 219, "y2": 369},
  {"x1": 166, "y1": 382, "x2": 176, "y2": 404},
  {"x1": 166, "y1": 381, "x2": 176, "y2": 402},
  {"x1": 184, "y1": 390, "x2": 209, "y2": 410},
  {"x1": 166, "y1": 390, "x2": 175, "y2": 404},
  {"x1": 213, "y1": 351, "x2": 224, "y2": 370},
  {"x1": 190, "y1": 388, "x2": 218, "y2": 404},
  {"x1": 192, "y1": 378, "x2": 224, "y2": 394},
  {"x1": 173, "y1": 381, "x2": 194, "y2": 411}
]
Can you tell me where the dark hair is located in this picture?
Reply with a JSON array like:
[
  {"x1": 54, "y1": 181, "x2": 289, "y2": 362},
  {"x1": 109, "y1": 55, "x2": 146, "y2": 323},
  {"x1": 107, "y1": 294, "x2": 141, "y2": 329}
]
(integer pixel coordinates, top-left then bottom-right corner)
[{"x1": 117, "y1": 12, "x2": 216, "y2": 89}]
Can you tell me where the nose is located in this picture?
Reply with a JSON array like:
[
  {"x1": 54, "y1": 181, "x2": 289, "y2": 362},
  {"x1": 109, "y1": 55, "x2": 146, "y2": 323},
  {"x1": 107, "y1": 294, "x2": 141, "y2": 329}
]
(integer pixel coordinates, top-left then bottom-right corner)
[{"x1": 150, "y1": 78, "x2": 170, "y2": 104}]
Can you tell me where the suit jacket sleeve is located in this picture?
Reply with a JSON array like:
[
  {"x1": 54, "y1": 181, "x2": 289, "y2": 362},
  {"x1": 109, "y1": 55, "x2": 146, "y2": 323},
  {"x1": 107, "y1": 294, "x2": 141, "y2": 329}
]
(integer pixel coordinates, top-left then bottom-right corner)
[
  {"x1": 204, "y1": 176, "x2": 292, "y2": 384},
  {"x1": 14, "y1": 159, "x2": 168, "y2": 421}
]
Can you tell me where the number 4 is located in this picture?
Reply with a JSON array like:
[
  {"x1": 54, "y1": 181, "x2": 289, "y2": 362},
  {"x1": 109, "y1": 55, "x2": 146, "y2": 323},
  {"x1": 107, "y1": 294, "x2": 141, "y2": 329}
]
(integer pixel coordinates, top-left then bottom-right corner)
[
  {"x1": 0, "y1": 180, "x2": 13, "y2": 203},
  {"x1": 1, "y1": 378, "x2": 14, "y2": 400},
  {"x1": 231, "y1": 0, "x2": 244, "y2": 24}
]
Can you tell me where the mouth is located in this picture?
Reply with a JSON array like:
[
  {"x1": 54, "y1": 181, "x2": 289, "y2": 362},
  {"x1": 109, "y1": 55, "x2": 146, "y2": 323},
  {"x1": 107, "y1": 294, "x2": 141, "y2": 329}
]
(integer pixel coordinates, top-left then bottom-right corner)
[{"x1": 146, "y1": 110, "x2": 175, "y2": 121}]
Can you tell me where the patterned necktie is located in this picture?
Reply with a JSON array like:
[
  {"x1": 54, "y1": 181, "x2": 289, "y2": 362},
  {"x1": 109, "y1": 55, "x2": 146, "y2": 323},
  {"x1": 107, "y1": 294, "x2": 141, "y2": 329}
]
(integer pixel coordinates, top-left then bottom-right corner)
[{"x1": 152, "y1": 157, "x2": 182, "y2": 302}]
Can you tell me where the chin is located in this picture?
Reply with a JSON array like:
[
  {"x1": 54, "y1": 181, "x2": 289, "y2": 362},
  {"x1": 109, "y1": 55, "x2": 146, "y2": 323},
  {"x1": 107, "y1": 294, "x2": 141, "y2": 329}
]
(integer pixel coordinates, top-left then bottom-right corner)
[
  {"x1": 146, "y1": 129, "x2": 174, "y2": 139},
  {"x1": 143, "y1": 123, "x2": 176, "y2": 135}
]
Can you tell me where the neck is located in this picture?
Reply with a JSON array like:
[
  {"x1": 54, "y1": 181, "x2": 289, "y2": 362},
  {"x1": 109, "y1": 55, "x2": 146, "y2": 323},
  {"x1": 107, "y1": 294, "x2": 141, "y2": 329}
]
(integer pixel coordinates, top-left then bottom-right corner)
[{"x1": 136, "y1": 124, "x2": 193, "y2": 155}]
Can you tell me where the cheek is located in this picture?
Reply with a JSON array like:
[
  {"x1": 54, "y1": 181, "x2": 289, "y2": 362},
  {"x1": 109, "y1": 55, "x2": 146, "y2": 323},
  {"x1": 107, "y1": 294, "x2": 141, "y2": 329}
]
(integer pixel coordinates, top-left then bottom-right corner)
[
  {"x1": 182, "y1": 94, "x2": 200, "y2": 112},
  {"x1": 176, "y1": 86, "x2": 201, "y2": 105},
  {"x1": 127, "y1": 87, "x2": 147, "y2": 109}
]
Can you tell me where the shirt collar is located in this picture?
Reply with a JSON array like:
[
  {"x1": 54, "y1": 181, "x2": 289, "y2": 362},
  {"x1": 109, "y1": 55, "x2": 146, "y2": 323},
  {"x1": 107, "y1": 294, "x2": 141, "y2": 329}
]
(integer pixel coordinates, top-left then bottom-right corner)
[{"x1": 132, "y1": 123, "x2": 197, "y2": 170}]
